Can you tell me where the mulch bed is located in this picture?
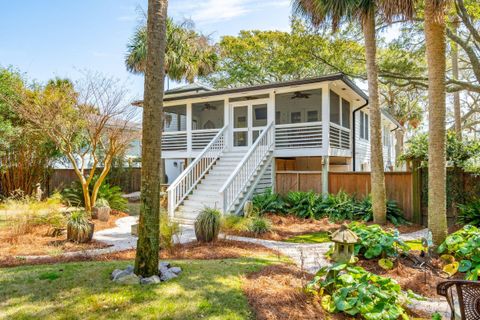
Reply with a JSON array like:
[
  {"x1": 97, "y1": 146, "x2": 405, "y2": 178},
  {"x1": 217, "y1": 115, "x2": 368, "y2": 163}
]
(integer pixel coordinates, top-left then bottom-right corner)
[
  {"x1": 226, "y1": 214, "x2": 425, "y2": 241},
  {"x1": 358, "y1": 251, "x2": 464, "y2": 298},
  {"x1": 0, "y1": 240, "x2": 281, "y2": 268},
  {"x1": 227, "y1": 214, "x2": 343, "y2": 241},
  {"x1": 0, "y1": 211, "x2": 128, "y2": 263},
  {"x1": 242, "y1": 264, "x2": 344, "y2": 320}
]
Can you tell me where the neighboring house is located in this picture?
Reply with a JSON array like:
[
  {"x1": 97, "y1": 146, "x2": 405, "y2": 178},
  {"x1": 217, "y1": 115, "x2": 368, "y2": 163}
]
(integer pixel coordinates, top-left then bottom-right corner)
[{"x1": 138, "y1": 73, "x2": 400, "y2": 223}]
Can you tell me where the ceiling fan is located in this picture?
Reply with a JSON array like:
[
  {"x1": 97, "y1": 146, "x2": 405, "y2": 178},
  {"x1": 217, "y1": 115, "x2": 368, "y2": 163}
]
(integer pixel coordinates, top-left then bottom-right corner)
[
  {"x1": 291, "y1": 91, "x2": 311, "y2": 99},
  {"x1": 202, "y1": 103, "x2": 217, "y2": 111}
]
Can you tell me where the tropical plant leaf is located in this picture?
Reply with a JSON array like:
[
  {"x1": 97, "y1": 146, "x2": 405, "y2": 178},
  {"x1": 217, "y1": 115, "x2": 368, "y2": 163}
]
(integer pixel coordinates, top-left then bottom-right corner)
[
  {"x1": 443, "y1": 262, "x2": 459, "y2": 277},
  {"x1": 378, "y1": 258, "x2": 394, "y2": 270}
]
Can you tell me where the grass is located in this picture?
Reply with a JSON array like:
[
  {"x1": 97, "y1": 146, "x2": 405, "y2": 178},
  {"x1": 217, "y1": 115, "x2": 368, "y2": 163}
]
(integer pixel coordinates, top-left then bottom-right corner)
[
  {"x1": 283, "y1": 231, "x2": 331, "y2": 244},
  {"x1": 0, "y1": 256, "x2": 283, "y2": 320}
]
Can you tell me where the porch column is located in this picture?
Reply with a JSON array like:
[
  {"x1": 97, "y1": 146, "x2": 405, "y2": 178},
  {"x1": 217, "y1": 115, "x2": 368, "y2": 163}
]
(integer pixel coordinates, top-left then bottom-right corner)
[
  {"x1": 322, "y1": 156, "x2": 329, "y2": 197},
  {"x1": 321, "y1": 84, "x2": 330, "y2": 154},
  {"x1": 186, "y1": 102, "x2": 192, "y2": 154}
]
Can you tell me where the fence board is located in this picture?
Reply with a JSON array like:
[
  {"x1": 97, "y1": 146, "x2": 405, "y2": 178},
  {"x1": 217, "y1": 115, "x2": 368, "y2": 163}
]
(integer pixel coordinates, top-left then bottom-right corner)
[
  {"x1": 48, "y1": 168, "x2": 142, "y2": 194},
  {"x1": 276, "y1": 171, "x2": 413, "y2": 221}
]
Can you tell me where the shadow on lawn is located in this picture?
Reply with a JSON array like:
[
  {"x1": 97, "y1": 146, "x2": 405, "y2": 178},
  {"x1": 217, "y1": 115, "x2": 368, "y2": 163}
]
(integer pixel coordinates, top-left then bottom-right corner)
[{"x1": 0, "y1": 257, "x2": 276, "y2": 320}]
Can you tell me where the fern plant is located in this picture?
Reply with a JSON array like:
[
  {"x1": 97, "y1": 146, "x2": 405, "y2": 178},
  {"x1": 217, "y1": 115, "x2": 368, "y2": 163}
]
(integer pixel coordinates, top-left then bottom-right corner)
[
  {"x1": 194, "y1": 207, "x2": 221, "y2": 242},
  {"x1": 252, "y1": 188, "x2": 284, "y2": 215},
  {"x1": 458, "y1": 198, "x2": 480, "y2": 226}
]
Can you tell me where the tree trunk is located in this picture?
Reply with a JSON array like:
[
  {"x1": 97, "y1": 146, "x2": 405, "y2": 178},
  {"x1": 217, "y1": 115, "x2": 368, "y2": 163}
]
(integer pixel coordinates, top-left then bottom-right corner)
[
  {"x1": 451, "y1": 19, "x2": 462, "y2": 140},
  {"x1": 363, "y1": 12, "x2": 387, "y2": 224},
  {"x1": 134, "y1": 0, "x2": 168, "y2": 277},
  {"x1": 395, "y1": 129, "x2": 404, "y2": 169},
  {"x1": 425, "y1": 1, "x2": 448, "y2": 245}
]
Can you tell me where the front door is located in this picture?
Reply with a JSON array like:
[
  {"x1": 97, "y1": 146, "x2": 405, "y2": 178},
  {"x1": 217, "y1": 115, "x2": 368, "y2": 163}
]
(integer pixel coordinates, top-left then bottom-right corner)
[{"x1": 231, "y1": 101, "x2": 268, "y2": 149}]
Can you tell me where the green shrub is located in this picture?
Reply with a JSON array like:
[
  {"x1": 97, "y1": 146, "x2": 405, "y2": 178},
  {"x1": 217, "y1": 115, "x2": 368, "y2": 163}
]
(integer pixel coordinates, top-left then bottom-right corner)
[
  {"x1": 252, "y1": 188, "x2": 284, "y2": 215},
  {"x1": 437, "y1": 225, "x2": 480, "y2": 280},
  {"x1": 284, "y1": 191, "x2": 322, "y2": 219},
  {"x1": 62, "y1": 176, "x2": 127, "y2": 212},
  {"x1": 458, "y1": 199, "x2": 480, "y2": 226},
  {"x1": 221, "y1": 215, "x2": 250, "y2": 233},
  {"x1": 95, "y1": 198, "x2": 110, "y2": 208},
  {"x1": 306, "y1": 263, "x2": 422, "y2": 320},
  {"x1": 160, "y1": 213, "x2": 180, "y2": 252},
  {"x1": 194, "y1": 207, "x2": 221, "y2": 242},
  {"x1": 248, "y1": 216, "x2": 271, "y2": 235},
  {"x1": 318, "y1": 191, "x2": 357, "y2": 222},
  {"x1": 354, "y1": 196, "x2": 408, "y2": 226},
  {"x1": 348, "y1": 222, "x2": 409, "y2": 259}
]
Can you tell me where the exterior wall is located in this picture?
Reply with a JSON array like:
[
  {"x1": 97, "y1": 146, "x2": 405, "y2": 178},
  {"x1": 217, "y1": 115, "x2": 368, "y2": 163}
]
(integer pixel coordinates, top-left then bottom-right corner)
[{"x1": 354, "y1": 108, "x2": 398, "y2": 172}]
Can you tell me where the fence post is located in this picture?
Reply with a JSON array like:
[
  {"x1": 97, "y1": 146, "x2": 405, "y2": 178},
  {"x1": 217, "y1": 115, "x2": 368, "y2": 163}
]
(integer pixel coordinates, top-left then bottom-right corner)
[
  {"x1": 322, "y1": 156, "x2": 329, "y2": 198},
  {"x1": 411, "y1": 160, "x2": 422, "y2": 224}
]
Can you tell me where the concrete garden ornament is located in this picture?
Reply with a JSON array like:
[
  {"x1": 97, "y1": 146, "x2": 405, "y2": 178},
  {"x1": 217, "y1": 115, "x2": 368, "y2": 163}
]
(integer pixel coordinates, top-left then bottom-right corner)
[{"x1": 331, "y1": 224, "x2": 359, "y2": 263}]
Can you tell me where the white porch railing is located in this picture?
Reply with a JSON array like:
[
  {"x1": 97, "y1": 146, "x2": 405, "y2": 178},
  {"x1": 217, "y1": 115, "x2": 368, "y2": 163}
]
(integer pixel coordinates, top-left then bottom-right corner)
[
  {"x1": 329, "y1": 123, "x2": 350, "y2": 150},
  {"x1": 167, "y1": 125, "x2": 228, "y2": 217},
  {"x1": 275, "y1": 122, "x2": 323, "y2": 149},
  {"x1": 162, "y1": 131, "x2": 187, "y2": 151},
  {"x1": 192, "y1": 129, "x2": 220, "y2": 150},
  {"x1": 220, "y1": 122, "x2": 275, "y2": 214}
]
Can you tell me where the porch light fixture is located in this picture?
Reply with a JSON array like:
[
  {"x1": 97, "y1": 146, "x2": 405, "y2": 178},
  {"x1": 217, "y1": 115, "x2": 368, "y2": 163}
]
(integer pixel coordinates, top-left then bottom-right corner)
[{"x1": 330, "y1": 224, "x2": 359, "y2": 264}]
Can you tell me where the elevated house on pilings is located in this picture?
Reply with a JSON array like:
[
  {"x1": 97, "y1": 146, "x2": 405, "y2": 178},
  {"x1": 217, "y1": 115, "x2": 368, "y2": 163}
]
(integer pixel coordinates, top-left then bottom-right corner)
[{"x1": 134, "y1": 73, "x2": 400, "y2": 224}]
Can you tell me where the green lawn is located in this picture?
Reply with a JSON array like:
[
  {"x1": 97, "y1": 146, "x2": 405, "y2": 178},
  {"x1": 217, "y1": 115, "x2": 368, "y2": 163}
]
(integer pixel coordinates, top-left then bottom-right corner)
[
  {"x1": 0, "y1": 256, "x2": 283, "y2": 320},
  {"x1": 283, "y1": 231, "x2": 331, "y2": 244}
]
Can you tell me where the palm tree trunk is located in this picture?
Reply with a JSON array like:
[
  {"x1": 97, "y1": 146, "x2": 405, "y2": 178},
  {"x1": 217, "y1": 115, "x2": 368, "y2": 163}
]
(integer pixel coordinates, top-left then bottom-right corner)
[
  {"x1": 134, "y1": 0, "x2": 168, "y2": 277},
  {"x1": 425, "y1": 1, "x2": 448, "y2": 245},
  {"x1": 451, "y1": 19, "x2": 462, "y2": 140},
  {"x1": 363, "y1": 11, "x2": 387, "y2": 224}
]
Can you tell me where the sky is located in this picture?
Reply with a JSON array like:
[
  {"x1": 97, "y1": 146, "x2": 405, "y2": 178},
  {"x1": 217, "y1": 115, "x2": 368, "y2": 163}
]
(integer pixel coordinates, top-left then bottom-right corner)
[{"x1": 0, "y1": 0, "x2": 293, "y2": 101}]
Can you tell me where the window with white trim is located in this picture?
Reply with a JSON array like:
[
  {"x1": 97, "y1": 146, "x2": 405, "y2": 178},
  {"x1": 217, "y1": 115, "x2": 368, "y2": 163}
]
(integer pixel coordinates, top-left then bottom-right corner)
[{"x1": 359, "y1": 111, "x2": 369, "y2": 140}]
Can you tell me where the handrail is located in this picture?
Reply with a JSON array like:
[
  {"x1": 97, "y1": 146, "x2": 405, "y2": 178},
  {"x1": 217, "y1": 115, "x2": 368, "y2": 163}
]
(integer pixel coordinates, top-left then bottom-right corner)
[
  {"x1": 219, "y1": 122, "x2": 275, "y2": 214},
  {"x1": 167, "y1": 125, "x2": 228, "y2": 217}
]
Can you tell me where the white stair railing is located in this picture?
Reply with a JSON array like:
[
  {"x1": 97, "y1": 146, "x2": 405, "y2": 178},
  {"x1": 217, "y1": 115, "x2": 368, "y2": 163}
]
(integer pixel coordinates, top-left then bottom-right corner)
[
  {"x1": 220, "y1": 122, "x2": 275, "y2": 214},
  {"x1": 167, "y1": 125, "x2": 228, "y2": 217}
]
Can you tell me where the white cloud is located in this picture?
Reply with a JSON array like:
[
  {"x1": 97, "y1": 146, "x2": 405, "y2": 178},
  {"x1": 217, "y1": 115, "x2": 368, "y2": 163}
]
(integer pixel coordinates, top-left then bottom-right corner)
[{"x1": 171, "y1": 0, "x2": 290, "y2": 25}]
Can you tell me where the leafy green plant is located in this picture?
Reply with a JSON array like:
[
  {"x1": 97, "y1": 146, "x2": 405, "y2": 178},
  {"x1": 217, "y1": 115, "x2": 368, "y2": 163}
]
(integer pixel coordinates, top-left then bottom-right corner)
[
  {"x1": 95, "y1": 198, "x2": 110, "y2": 208},
  {"x1": 194, "y1": 207, "x2": 221, "y2": 242},
  {"x1": 221, "y1": 215, "x2": 250, "y2": 233},
  {"x1": 160, "y1": 213, "x2": 180, "y2": 252},
  {"x1": 284, "y1": 191, "x2": 322, "y2": 219},
  {"x1": 355, "y1": 196, "x2": 408, "y2": 226},
  {"x1": 247, "y1": 216, "x2": 271, "y2": 235},
  {"x1": 348, "y1": 222, "x2": 409, "y2": 259},
  {"x1": 318, "y1": 191, "x2": 356, "y2": 222},
  {"x1": 306, "y1": 263, "x2": 422, "y2": 319},
  {"x1": 67, "y1": 210, "x2": 92, "y2": 243},
  {"x1": 252, "y1": 188, "x2": 285, "y2": 215},
  {"x1": 62, "y1": 176, "x2": 127, "y2": 211},
  {"x1": 437, "y1": 225, "x2": 480, "y2": 280},
  {"x1": 458, "y1": 198, "x2": 480, "y2": 226}
]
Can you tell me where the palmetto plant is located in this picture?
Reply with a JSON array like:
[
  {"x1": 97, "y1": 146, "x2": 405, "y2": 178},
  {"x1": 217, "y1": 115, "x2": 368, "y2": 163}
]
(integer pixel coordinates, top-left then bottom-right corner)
[
  {"x1": 126, "y1": 18, "x2": 218, "y2": 82},
  {"x1": 293, "y1": 0, "x2": 415, "y2": 225}
]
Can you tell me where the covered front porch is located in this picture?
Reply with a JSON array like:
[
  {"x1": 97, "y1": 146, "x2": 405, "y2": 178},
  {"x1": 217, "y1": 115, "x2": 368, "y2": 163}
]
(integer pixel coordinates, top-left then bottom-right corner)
[{"x1": 161, "y1": 80, "x2": 358, "y2": 159}]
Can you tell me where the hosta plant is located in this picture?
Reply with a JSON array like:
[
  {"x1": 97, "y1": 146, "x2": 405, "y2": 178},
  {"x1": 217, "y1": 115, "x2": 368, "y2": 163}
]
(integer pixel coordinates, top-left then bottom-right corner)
[
  {"x1": 437, "y1": 225, "x2": 480, "y2": 280},
  {"x1": 348, "y1": 222, "x2": 409, "y2": 259},
  {"x1": 194, "y1": 207, "x2": 221, "y2": 243},
  {"x1": 306, "y1": 263, "x2": 423, "y2": 320}
]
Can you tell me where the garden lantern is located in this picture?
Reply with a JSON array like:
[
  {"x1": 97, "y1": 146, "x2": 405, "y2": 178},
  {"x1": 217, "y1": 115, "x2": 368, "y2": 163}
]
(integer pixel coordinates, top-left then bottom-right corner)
[{"x1": 331, "y1": 224, "x2": 358, "y2": 263}]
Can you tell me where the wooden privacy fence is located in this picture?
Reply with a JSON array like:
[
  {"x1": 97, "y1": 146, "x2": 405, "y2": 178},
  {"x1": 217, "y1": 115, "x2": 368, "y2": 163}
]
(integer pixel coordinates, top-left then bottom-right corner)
[
  {"x1": 47, "y1": 168, "x2": 142, "y2": 194},
  {"x1": 276, "y1": 171, "x2": 415, "y2": 221}
]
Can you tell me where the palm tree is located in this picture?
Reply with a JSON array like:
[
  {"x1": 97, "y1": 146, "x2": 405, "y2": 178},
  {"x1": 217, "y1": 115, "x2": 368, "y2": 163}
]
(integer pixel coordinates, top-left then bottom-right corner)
[
  {"x1": 424, "y1": 0, "x2": 448, "y2": 244},
  {"x1": 126, "y1": 18, "x2": 218, "y2": 83},
  {"x1": 134, "y1": 0, "x2": 168, "y2": 277},
  {"x1": 293, "y1": 0, "x2": 414, "y2": 224}
]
